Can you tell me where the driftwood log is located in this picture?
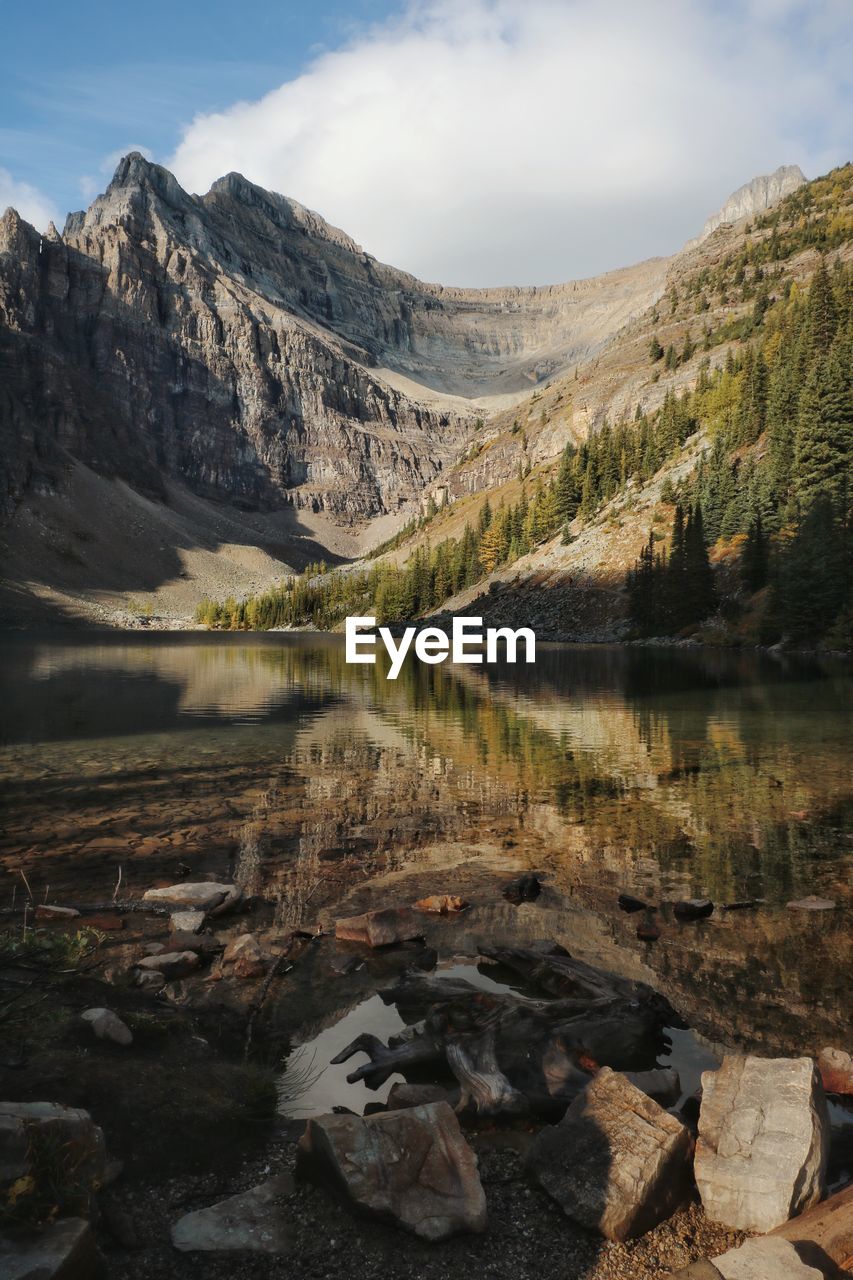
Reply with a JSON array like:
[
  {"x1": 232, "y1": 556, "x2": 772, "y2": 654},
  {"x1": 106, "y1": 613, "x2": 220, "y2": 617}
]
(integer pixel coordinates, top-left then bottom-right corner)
[{"x1": 331, "y1": 944, "x2": 683, "y2": 1118}]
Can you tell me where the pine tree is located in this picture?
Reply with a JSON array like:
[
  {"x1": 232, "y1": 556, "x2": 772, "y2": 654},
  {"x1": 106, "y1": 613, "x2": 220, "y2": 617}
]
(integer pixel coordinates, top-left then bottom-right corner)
[
  {"x1": 794, "y1": 350, "x2": 851, "y2": 515},
  {"x1": 741, "y1": 515, "x2": 769, "y2": 592},
  {"x1": 806, "y1": 255, "x2": 838, "y2": 355},
  {"x1": 683, "y1": 503, "x2": 716, "y2": 623}
]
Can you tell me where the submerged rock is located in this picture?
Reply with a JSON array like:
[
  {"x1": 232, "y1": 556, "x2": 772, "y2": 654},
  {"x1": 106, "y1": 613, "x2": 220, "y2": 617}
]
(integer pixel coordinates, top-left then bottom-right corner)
[
  {"x1": 297, "y1": 1101, "x2": 487, "y2": 1240},
  {"x1": 786, "y1": 896, "x2": 837, "y2": 911},
  {"x1": 142, "y1": 882, "x2": 242, "y2": 915},
  {"x1": 0, "y1": 1216, "x2": 101, "y2": 1279},
  {"x1": 335, "y1": 908, "x2": 423, "y2": 948},
  {"x1": 673, "y1": 899, "x2": 714, "y2": 920},
  {"x1": 414, "y1": 894, "x2": 469, "y2": 914},
  {"x1": 527, "y1": 1067, "x2": 693, "y2": 1241},
  {"x1": 35, "y1": 903, "x2": 80, "y2": 920},
  {"x1": 80, "y1": 1008, "x2": 133, "y2": 1046},
  {"x1": 171, "y1": 1174, "x2": 294, "y2": 1253},
  {"x1": 617, "y1": 893, "x2": 649, "y2": 913},
  {"x1": 695, "y1": 1055, "x2": 829, "y2": 1232},
  {"x1": 134, "y1": 970, "x2": 166, "y2": 993}
]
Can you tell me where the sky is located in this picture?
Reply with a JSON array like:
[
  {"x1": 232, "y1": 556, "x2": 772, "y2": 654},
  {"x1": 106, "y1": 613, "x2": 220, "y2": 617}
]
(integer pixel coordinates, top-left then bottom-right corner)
[{"x1": 1, "y1": 0, "x2": 850, "y2": 286}]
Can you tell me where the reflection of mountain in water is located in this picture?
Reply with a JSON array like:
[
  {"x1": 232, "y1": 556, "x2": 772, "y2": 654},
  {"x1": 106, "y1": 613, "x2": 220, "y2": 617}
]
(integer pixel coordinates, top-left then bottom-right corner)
[{"x1": 0, "y1": 634, "x2": 850, "y2": 1057}]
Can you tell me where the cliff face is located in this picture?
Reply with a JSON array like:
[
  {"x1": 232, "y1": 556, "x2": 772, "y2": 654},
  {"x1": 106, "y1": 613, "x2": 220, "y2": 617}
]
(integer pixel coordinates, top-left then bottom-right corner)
[
  {"x1": 0, "y1": 153, "x2": 666, "y2": 538},
  {"x1": 692, "y1": 164, "x2": 806, "y2": 244}
]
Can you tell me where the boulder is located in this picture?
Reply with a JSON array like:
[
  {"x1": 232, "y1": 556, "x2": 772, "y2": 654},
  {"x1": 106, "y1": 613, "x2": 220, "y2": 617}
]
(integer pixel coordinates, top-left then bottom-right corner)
[
  {"x1": 34, "y1": 904, "x2": 80, "y2": 920},
  {"x1": 222, "y1": 934, "x2": 268, "y2": 978},
  {"x1": 171, "y1": 1173, "x2": 293, "y2": 1253},
  {"x1": 170, "y1": 910, "x2": 205, "y2": 933},
  {"x1": 414, "y1": 895, "x2": 469, "y2": 914},
  {"x1": 80, "y1": 1008, "x2": 133, "y2": 1046},
  {"x1": 335, "y1": 908, "x2": 423, "y2": 948},
  {"x1": 142, "y1": 882, "x2": 241, "y2": 915},
  {"x1": 712, "y1": 1237, "x2": 843, "y2": 1278},
  {"x1": 527, "y1": 1067, "x2": 693, "y2": 1241},
  {"x1": 817, "y1": 1047, "x2": 853, "y2": 1096},
  {"x1": 135, "y1": 950, "x2": 201, "y2": 980},
  {"x1": 297, "y1": 1101, "x2": 486, "y2": 1240},
  {"x1": 0, "y1": 1103, "x2": 105, "y2": 1203},
  {"x1": 695, "y1": 1055, "x2": 829, "y2": 1232},
  {"x1": 0, "y1": 1217, "x2": 102, "y2": 1279}
]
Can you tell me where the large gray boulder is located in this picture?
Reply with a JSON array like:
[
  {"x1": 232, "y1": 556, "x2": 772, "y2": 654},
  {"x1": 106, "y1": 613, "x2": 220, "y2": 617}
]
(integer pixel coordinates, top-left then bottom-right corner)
[
  {"x1": 297, "y1": 1101, "x2": 486, "y2": 1240},
  {"x1": 0, "y1": 1103, "x2": 106, "y2": 1212},
  {"x1": 0, "y1": 1217, "x2": 101, "y2": 1279},
  {"x1": 527, "y1": 1066, "x2": 693, "y2": 1241},
  {"x1": 695, "y1": 1055, "x2": 829, "y2": 1233},
  {"x1": 171, "y1": 1174, "x2": 293, "y2": 1253}
]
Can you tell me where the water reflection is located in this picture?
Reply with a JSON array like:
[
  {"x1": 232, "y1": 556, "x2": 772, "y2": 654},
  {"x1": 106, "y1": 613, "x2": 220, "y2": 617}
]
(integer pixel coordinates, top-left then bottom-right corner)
[{"x1": 0, "y1": 633, "x2": 850, "y2": 1056}]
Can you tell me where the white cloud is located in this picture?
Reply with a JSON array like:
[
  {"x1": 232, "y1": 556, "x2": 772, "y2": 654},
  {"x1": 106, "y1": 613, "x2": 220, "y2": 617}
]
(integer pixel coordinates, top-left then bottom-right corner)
[
  {"x1": 0, "y1": 168, "x2": 60, "y2": 231},
  {"x1": 168, "y1": 0, "x2": 851, "y2": 285}
]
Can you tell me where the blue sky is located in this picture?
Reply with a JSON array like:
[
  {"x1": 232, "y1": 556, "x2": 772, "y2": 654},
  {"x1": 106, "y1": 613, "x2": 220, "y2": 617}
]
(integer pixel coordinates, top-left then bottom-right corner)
[
  {"x1": 1, "y1": 1, "x2": 394, "y2": 217},
  {"x1": 2, "y1": 1, "x2": 851, "y2": 285}
]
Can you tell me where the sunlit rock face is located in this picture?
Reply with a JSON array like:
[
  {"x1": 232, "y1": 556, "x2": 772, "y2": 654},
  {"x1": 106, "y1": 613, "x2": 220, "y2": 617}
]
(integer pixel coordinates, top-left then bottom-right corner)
[{"x1": 0, "y1": 153, "x2": 666, "y2": 529}]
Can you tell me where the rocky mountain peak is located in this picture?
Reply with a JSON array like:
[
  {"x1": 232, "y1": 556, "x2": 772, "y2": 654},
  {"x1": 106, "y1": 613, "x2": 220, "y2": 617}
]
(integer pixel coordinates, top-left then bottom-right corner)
[{"x1": 693, "y1": 164, "x2": 806, "y2": 244}]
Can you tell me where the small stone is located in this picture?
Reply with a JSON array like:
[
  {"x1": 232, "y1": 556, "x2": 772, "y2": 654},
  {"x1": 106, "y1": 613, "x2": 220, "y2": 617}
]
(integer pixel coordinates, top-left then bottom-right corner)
[
  {"x1": 171, "y1": 910, "x2": 205, "y2": 933},
  {"x1": 80, "y1": 1008, "x2": 133, "y2": 1046},
  {"x1": 297, "y1": 1102, "x2": 486, "y2": 1240},
  {"x1": 135, "y1": 950, "x2": 201, "y2": 980},
  {"x1": 695, "y1": 1055, "x2": 829, "y2": 1232},
  {"x1": 527, "y1": 1067, "x2": 693, "y2": 1241},
  {"x1": 787, "y1": 896, "x2": 837, "y2": 911},
  {"x1": 335, "y1": 908, "x2": 423, "y2": 948},
  {"x1": 35, "y1": 904, "x2": 80, "y2": 920},
  {"x1": 816, "y1": 1046, "x2": 853, "y2": 1096},
  {"x1": 171, "y1": 1173, "x2": 293, "y2": 1253}
]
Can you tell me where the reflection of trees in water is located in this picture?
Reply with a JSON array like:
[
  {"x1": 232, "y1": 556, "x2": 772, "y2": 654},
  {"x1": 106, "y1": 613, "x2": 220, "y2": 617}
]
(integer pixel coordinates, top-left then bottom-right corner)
[{"x1": 3, "y1": 637, "x2": 850, "y2": 908}]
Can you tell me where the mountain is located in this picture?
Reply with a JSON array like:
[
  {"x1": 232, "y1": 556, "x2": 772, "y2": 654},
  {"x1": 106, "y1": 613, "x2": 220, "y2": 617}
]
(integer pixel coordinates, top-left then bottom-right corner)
[
  {"x1": 690, "y1": 164, "x2": 806, "y2": 245},
  {"x1": 1, "y1": 157, "x2": 842, "y2": 628}
]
